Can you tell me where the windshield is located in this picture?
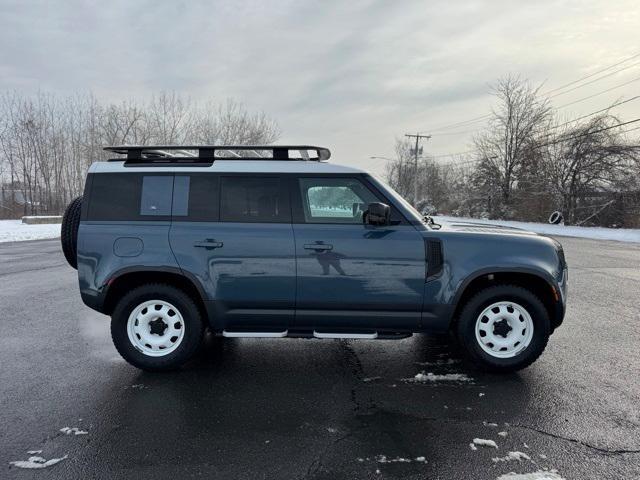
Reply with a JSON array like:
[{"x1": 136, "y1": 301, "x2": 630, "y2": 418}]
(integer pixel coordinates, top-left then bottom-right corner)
[{"x1": 367, "y1": 173, "x2": 425, "y2": 224}]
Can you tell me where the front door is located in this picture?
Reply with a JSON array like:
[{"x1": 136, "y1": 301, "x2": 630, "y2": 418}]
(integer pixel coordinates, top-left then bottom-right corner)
[
  {"x1": 292, "y1": 176, "x2": 426, "y2": 331},
  {"x1": 170, "y1": 174, "x2": 295, "y2": 330}
]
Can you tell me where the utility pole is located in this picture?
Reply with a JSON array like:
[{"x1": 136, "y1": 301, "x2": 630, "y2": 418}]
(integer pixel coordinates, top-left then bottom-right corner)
[{"x1": 404, "y1": 133, "x2": 431, "y2": 206}]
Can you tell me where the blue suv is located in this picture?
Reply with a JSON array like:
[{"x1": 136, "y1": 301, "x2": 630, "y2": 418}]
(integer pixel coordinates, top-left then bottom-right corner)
[{"x1": 61, "y1": 145, "x2": 567, "y2": 372}]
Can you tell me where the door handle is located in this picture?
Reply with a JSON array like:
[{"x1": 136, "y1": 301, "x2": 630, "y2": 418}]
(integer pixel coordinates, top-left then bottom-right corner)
[
  {"x1": 304, "y1": 243, "x2": 333, "y2": 251},
  {"x1": 194, "y1": 240, "x2": 223, "y2": 250}
]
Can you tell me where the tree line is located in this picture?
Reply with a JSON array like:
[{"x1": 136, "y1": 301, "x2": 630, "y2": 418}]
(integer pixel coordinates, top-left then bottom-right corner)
[
  {"x1": 385, "y1": 76, "x2": 640, "y2": 227},
  {"x1": 0, "y1": 91, "x2": 279, "y2": 218}
]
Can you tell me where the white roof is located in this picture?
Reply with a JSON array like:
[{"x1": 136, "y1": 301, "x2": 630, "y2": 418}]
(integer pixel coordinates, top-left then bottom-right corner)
[{"x1": 89, "y1": 160, "x2": 366, "y2": 175}]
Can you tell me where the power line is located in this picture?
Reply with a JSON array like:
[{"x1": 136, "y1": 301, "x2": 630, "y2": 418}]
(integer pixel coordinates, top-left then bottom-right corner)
[
  {"x1": 431, "y1": 117, "x2": 640, "y2": 165},
  {"x1": 547, "y1": 60, "x2": 640, "y2": 99},
  {"x1": 536, "y1": 117, "x2": 640, "y2": 149},
  {"x1": 543, "y1": 51, "x2": 640, "y2": 95},
  {"x1": 422, "y1": 114, "x2": 491, "y2": 134},
  {"x1": 429, "y1": 95, "x2": 640, "y2": 141},
  {"x1": 417, "y1": 52, "x2": 640, "y2": 134},
  {"x1": 552, "y1": 95, "x2": 640, "y2": 129},
  {"x1": 554, "y1": 75, "x2": 640, "y2": 109}
]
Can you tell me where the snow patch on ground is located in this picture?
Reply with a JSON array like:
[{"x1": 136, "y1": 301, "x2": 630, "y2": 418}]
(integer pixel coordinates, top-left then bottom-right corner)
[
  {"x1": 498, "y1": 431, "x2": 509, "y2": 437},
  {"x1": 358, "y1": 456, "x2": 427, "y2": 464},
  {"x1": 436, "y1": 215, "x2": 640, "y2": 243},
  {"x1": 492, "y1": 451, "x2": 531, "y2": 463},
  {"x1": 375, "y1": 455, "x2": 427, "y2": 464},
  {"x1": 0, "y1": 220, "x2": 60, "y2": 243},
  {"x1": 9, "y1": 455, "x2": 68, "y2": 469},
  {"x1": 414, "y1": 359, "x2": 460, "y2": 366},
  {"x1": 496, "y1": 470, "x2": 565, "y2": 480},
  {"x1": 406, "y1": 371, "x2": 472, "y2": 383},
  {"x1": 60, "y1": 427, "x2": 88, "y2": 435},
  {"x1": 473, "y1": 438, "x2": 499, "y2": 449}
]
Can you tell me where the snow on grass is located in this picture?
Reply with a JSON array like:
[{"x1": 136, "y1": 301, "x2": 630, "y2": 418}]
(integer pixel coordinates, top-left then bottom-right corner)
[
  {"x1": 60, "y1": 427, "x2": 88, "y2": 435},
  {"x1": 0, "y1": 220, "x2": 60, "y2": 243},
  {"x1": 473, "y1": 438, "x2": 499, "y2": 449},
  {"x1": 436, "y1": 215, "x2": 640, "y2": 243},
  {"x1": 9, "y1": 455, "x2": 67, "y2": 469},
  {"x1": 496, "y1": 470, "x2": 565, "y2": 480},
  {"x1": 405, "y1": 371, "x2": 472, "y2": 383},
  {"x1": 492, "y1": 451, "x2": 532, "y2": 463}
]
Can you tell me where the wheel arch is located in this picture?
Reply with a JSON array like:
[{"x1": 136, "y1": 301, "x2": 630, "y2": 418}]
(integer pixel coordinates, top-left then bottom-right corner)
[
  {"x1": 102, "y1": 267, "x2": 209, "y2": 322},
  {"x1": 450, "y1": 268, "x2": 564, "y2": 332}
]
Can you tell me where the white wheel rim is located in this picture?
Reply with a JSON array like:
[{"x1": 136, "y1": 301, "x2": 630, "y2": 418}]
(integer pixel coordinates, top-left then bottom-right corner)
[
  {"x1": 474, "y1": 301, "x2": 534, "y2": 359},
  {"x1": 127, "y1": 300, "x2": 185, "y2": 357}
]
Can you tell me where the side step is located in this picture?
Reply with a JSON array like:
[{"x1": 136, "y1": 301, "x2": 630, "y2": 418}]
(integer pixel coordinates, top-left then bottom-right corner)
[
  {"x1": 313, "y1": 331, "x2": 378, "y2": 339},
  {"x1": 222, "y1": 330, "x2": 288, "y2": 338},
  {"x1": 220, "y1": 330, "x2": 411, "y2": 340}
]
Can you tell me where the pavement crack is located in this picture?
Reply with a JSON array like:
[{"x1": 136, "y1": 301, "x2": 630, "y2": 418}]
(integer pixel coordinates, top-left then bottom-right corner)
[
  {"x1": 300, "y1": 431, "x2": 354, "y2": 480},
  {"x1": 509, "y1": 423, "x2": 640, "y2": 455},
  {"x1": 373, "y1": 407, "x2": 640, "y2": 456}
]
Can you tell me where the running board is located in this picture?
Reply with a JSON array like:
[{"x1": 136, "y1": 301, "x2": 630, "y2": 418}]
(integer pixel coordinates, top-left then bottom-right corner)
[
  {"x1": 313, "y1": 331, "x2": 378, "y2": 339},
  {"x1": 222, "y1": 330, "x2": 288, "y2": 338}
]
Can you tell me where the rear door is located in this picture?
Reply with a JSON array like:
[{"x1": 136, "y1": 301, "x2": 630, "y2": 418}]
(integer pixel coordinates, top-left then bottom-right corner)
[
  {"x1": 291, "y1": 176, "x2": 426, "y2": 331},
  {"x1": 169, "y1": 174, "x2": 295, "y2": 331}
]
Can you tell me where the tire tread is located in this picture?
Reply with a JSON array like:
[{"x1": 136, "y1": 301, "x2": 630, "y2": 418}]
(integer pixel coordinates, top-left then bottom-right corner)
[
  {"x1": 110, "y1": 283, "x2": 204, "y2": 372},
  {"x1": 456, "y1": 284, "x2": 550, "y2": 372}
]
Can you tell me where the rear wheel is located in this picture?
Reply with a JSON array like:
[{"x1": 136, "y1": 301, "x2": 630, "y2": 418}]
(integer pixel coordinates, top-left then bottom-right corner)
[
  {"x1": 456, "y1": 285, "x2": 550, "y2": 372},
  {"x1": 111, "y1": 284, "x2": 205, "y2": 371}
]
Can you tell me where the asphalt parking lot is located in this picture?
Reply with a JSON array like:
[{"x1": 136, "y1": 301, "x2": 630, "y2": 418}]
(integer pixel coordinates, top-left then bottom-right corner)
[{"x1": 1, "y1": 236, "x2": 639, "y2": 479}]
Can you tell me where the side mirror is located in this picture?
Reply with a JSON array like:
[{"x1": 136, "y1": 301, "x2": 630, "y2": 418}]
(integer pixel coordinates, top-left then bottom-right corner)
[{"x1": 364, "y1": 202, "x2": 390, "y2": 226}]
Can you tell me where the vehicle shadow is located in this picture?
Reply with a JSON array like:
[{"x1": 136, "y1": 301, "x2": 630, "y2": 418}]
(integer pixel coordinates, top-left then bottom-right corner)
[{"x1": 84, "y1": 333, "x2": 534, "y2": 479}]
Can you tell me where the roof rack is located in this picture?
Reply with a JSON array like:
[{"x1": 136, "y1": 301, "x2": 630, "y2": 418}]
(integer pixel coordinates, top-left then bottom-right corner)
[{"x1": 104, "y1": 145, "x2": 331, "y2": 163}]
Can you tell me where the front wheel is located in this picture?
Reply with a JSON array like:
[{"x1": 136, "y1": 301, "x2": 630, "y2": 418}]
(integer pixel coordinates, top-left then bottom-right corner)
[
  {"x1": 456, "y1": 285, "x2": 550, "y2": 372},
  {"x1": 111, "y1": 284, "x2": 204, "y2": 371}
]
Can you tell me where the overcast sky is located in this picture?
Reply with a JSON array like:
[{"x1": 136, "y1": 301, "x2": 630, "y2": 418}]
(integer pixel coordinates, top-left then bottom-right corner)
[{"x1": 1, "y1": 0, "x2": 638, "y2": 174}]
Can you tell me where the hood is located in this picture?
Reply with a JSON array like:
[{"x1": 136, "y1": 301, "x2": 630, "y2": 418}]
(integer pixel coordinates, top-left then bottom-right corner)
[{"x1": 439, "y1": 220, "x2": 539, "y2": 237}]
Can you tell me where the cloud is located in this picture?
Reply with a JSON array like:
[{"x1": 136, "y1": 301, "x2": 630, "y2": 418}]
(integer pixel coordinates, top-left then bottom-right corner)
[{"x1": 1, "y1": 0, "x2": 638, "y2": 173}]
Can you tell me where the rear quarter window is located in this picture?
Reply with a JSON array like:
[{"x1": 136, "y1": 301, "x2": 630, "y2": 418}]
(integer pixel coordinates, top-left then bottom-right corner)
[{"x1": 87, "y1": 173, "x2": 173, "y2": 221}]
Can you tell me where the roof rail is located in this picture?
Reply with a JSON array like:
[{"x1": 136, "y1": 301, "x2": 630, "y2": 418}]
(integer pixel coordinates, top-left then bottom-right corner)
[{"x1": 104, "y1": 145, "x2": 331, "y2": 163}]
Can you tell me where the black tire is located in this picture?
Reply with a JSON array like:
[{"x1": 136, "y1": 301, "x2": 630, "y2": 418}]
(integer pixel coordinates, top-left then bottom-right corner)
[
  {"x1": 61, "y1": 196, "x2": 82, "y2": 269},
  {"x1": 456, "y1": 285, "x2": 550, "y2": 373},
  {"x1": 111, "y1": 284, "x2": 205, "y2": 372}
]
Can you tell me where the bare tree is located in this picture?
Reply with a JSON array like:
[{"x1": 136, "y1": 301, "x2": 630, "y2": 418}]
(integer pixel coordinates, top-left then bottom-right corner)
[
  {"x1": 384, "y1": 138, "x2": 452, "y2": 213},
  {"x1": 0, "y1": 91, "x2": 280, "y2": 218},
  {"x1": 540, "y1": 114, "x2": 639, "y2": 225},
  {"x1": 473, "y1": 76, "x2": 551, "y2": 217}
]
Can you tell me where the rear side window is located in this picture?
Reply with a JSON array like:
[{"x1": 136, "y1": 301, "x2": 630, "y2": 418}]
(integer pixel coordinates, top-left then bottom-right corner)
[
  {"x1": 172, "y1": 175, "x2": 220, "y2": 221},
  {"x1": 87, "y1": 173, "x2": 172, "y2": 221},
  {"x1": 220, "y1": 177, "x2": 290, "y2": 223}
]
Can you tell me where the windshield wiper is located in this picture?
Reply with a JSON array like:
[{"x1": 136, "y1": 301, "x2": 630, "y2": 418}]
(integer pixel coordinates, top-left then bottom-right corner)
[{"x1": 423, "y1": 215, "x2": 442, "y2": 230}]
